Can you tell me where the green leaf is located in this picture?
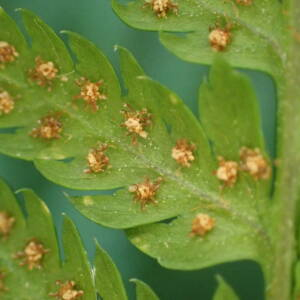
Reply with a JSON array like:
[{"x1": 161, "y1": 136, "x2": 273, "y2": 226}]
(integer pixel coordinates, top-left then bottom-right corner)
[
  {"x1": 112, "y1": 0, "x2": 285, "y2": 76},
  {"x1": 71, "y1": 53, "x2": 272, "y2": 270},
  {"x1": 0, "y1": 178, "x2": 94, "y2": 299},
  {"x1": 126, "y1": 208, "x2": 266, "y2": 270},
  {"x1": 213, "y1": 275, "x2": 239, "y2": 300},
  {"x1": 94, "y1": 242, "x2": 160, "y2": 300},
  {"x1": 0, "y1": 178, "x2": 158, "y2": 299},
  {"x1": 199, "y1": 58, "x2": 264, "y2": 157},
  {"x1": 20, "y1": 9, "x2": 73, "y2": 73},
  {"x1": 199, "y1": 57, "x2": 271, "y2": 214},
  {"x1": 94, "y1": 243, "x2": 128, "y2": 300},
  {"x1": 0, "y1": 9, "x2": 272, "y2": 273},
  {"x1": 132, "y1": 279, "x2": 160, "y2": 300},
  {"x1": 111, "y1": 1, "x2": 300, "y2": 299}
]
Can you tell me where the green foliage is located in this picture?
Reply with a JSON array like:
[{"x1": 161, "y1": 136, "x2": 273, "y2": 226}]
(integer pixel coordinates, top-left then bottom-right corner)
[
  {"x1": 0, "y1": 0, "x2": 300, "y2": 297},
  {"x1": 293, "y1": 262, "x2": 300, "y2": 300},
  {"x1": 0, "y1": 8, "x2": 273, "y2": 275},
  {"x1": 213, "y1": 276, "x2": 239, "y2": 300},
  {"x1": 91, "y1": 2, "x2": 300, "y2": 299},
  {"x1": 131, "y1": 279, "x2": 160, "y2": 300},
  {"x1": 112, "y1": 0, "x2": 285, "y2": 77},
  {"x1": 72, "y1": 56, "x2": 271, "y2": 271},
  {"x1": 111, "y1": 0, "x2": 300, "y2": 299},
  {"x1": 0, "y1": 178, "x2": 158, "y2": 299},
  {"x1": 94, "y1": 243, "x2": 128, "y2": 300}
]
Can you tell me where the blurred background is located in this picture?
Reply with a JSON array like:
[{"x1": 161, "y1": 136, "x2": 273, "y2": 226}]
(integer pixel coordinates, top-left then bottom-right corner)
[{"x1": 0, "y1": 0, "x2": 276, "y2": 299}]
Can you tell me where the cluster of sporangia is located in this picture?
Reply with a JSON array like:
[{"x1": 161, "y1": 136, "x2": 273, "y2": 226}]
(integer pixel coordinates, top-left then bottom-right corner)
[
  {"x1": 190, "y1": 146, "x2": 271, "y2": 237},
  {"x1": 0, "y1": 211, "x2": 84, "y2": 299},
  {"x1": 0, "y1": 0, "x2": 264, "y2": 241},
  {"x1": 0, "y1": 41, "x2": 19, "y2": 115}
]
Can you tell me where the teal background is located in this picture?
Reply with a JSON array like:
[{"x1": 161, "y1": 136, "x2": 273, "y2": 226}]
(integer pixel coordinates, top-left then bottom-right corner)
[{"x1": 0, "y1": 0, "x2": 276, "y2": 299}]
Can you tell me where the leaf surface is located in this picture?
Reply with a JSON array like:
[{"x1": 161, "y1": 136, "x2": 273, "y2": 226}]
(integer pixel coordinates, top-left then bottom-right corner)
[
  {"x1": 0, "y1": 178, "x2": 94, "y2": 299},
  {"x1": 94, "y1": 243, "x2": 128, "y2": 300},
  {"x1": 112, "y1": 0, "x2": 285, "y2": 76},
  {"x1": 0, "y1": 178, "x2": 158, "y2": 300},
  {"x1": 132, "y1": 279, "x2": 160, "y2": 300},
  {"x1": 213, "y1": 276, "x2": 239, "y2": 300},
  {"x1": 0, "y1": 9, "x2": 272, "y2": 271}
]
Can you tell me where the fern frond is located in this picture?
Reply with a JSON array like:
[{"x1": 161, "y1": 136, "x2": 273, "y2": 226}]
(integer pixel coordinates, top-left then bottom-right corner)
[{"x1": 0, "y1": 9, "x2": 272, "y2": 272}]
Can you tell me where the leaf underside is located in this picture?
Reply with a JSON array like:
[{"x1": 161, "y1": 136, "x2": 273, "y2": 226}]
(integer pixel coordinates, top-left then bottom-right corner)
[
  {"x1": 0, "y1": 9, "x2": 273, "y2": 271},
  {"x1": 0, "y1": 178, "x2": 158, "y2": 300},
  {"x1": 112, "y1": 0, "x2": 285, "y2": 77}
]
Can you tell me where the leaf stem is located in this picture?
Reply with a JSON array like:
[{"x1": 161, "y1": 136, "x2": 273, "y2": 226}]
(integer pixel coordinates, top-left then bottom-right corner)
[{"x1": 265, "y1": 1, "x2": 300, "y2": 299}]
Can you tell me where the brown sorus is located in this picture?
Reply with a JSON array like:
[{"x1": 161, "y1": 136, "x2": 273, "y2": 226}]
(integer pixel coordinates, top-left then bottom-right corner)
[
  {"x1": 209, "y1": 23, "x2": 233, "y2": 52},
  {"x1": 121, "y1": 103, "x2": 152, "y2": 144},
  {"x1": 0, "y1": 91, "x2": 15, "y2": 115},
  {"x1": 30, "y1": 113, "x2": 63, "y2": 140},
  {"x1": 74, "y1": 78, "x2": 107, "y2": 111},
  {"x1": 190, "y1": 213, "x2": 215, "y2": 237},
  {"x1": 129, "y1": 177, "x2": 163, "y2": 210},
  {"x1": 144, "y1": 0, "x2": 178, "y2": 18},
  {"x1": 172, "y1": 139, "x2": 196, "y2": 167},
  {"x1": 215, "y1": 156, "x2": 239, "y2": 187},
  {"x1": 49, "y1": 280, "x2": 84, "y2": 300},
  {"x1": 0, "y1": 41, "x2": 19, "y2": 66},
  {"x1": 85, "y1": 144, "x2": 110, "y2": 174},
  {"x1": 239, "y1": 147, "x2": 271, "y2": 180},
  {"x1": 15, "y1": 239, "x2": 49, "y2": 270},
  {"x1": 29, "y1": 56, "x2": 58, "y2": 88},
  {"x1": 0, "y1": 211, "x2": 15, "y2": 238}
]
